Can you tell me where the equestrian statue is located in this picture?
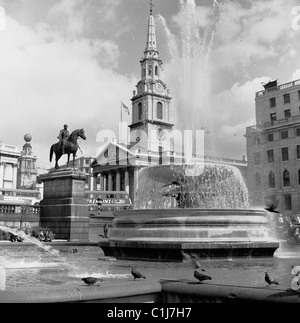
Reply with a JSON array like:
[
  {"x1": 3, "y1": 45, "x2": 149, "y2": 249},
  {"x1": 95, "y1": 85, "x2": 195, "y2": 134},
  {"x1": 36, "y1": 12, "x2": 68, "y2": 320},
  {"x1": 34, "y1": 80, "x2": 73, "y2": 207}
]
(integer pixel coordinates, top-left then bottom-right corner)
[{"x1": 50, "y1": 125, "x2": 86, "y2": 169}]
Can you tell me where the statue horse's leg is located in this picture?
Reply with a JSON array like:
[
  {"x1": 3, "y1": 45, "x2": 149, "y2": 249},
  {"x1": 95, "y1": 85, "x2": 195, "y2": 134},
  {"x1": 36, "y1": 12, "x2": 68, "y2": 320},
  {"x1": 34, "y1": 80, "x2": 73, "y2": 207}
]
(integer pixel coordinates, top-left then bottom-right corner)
[
  {"x1": 73, "y1": 153, "x2": 76, "y2": 168},
  {"x1": 55, "y1": 152, "x2": 61, "y2": 169},
  {"x1": 67, "y1": 154, "x2": 70, "y2": 167}
]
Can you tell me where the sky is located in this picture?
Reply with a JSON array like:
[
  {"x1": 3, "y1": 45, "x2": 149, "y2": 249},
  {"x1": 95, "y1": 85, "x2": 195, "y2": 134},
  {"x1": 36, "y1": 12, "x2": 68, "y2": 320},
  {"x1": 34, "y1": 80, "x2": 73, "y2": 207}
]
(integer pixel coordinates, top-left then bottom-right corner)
[{"x1": 0, "y1": 0, "x2": 300, "y2": 172}]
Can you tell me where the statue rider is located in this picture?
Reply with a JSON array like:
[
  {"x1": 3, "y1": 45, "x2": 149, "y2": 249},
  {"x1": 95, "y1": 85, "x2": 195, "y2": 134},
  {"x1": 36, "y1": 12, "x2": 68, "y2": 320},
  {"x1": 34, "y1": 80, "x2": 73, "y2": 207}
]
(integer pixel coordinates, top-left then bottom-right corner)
[{"x1": 57, "y1": 124, "x2": 70, "y2": 155}]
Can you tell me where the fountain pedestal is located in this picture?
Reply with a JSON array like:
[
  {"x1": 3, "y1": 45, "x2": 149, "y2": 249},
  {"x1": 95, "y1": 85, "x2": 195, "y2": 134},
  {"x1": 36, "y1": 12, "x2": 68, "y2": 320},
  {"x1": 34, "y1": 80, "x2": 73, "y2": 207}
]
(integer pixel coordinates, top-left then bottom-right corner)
[
  {"x1": 39, "y1": 168, "x2": 89, "y2": 241},
  {"x1": 99, "y1": 209, "x2": 280, "y2": 261}
]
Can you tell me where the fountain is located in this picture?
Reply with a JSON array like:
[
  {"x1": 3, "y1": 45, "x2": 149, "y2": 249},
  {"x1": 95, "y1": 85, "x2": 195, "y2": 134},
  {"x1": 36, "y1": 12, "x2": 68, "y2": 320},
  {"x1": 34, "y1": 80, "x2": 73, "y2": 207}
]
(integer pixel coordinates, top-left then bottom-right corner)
[{"x1": 99, "y1": 164, "x2": 280, "y2": 261}]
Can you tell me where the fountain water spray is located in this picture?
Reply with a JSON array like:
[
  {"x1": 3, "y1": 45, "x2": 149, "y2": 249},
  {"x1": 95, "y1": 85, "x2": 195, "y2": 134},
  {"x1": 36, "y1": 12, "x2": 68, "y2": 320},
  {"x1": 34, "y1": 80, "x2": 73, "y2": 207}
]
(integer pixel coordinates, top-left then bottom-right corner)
[
  {"x1": 0, "y1": 224, "x2": 77, "y2": 271},
  {"x1": 157, "y1": 0, "x2": 222, "y2": 156}
]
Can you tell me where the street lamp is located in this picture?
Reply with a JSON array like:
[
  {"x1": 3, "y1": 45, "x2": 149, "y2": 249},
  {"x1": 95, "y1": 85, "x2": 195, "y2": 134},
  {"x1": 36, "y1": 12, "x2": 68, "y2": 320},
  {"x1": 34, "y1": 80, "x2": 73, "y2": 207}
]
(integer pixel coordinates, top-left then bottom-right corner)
[{"x1": 96, "y1": 197, "x2": 102, "y2": 216}]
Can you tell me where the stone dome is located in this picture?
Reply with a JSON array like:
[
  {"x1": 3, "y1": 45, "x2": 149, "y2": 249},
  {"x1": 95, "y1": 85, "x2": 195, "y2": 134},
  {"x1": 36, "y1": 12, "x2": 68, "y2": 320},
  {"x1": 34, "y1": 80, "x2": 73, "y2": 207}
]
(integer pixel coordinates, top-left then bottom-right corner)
[{"x1": 24, "y1": 134, "x2": 32, "y2": 142}]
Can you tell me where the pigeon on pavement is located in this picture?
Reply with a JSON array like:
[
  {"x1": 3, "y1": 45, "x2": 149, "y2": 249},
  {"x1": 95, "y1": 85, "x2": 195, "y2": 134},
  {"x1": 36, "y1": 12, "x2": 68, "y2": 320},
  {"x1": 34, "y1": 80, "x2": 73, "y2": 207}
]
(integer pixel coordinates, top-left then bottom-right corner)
[
  {"x1": 264, "y1": 272, "x2": 279, "y2": 286},
  {"x1": 82, "y1": 277, "x2": 103, "y2": 286},
  {"x1": 131, "y1": 267, "x2": 146, "y2": 280},
  {"x1": 194, "y1": 270, "x2": 212, "y2": 284}
]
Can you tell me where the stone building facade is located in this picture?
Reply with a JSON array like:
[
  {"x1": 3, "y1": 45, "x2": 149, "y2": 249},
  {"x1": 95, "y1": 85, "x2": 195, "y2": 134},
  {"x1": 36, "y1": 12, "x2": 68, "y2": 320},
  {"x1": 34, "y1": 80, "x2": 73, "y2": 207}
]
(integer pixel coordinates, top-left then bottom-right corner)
[{"x1": 246, "y1": 79, "x2": 300, "y2": 216}]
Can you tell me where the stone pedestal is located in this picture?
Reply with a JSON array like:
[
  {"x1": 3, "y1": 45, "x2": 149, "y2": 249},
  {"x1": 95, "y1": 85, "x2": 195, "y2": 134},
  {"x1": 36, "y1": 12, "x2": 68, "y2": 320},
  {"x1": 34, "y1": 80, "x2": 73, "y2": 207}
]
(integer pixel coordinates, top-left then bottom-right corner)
[{"x1": 39, "y1": 168, "x2": 89, "y2": 241}]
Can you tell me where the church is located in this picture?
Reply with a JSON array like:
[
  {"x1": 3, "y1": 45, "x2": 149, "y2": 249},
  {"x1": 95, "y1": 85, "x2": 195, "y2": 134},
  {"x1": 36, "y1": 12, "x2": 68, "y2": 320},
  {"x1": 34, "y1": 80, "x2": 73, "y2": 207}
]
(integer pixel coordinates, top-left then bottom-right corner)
[
  {"x1": 91, "y1": 7, "x2": 180, "y2": 203},
  {"x1": 90, "y1": 7, "x2": 247, "y2": 203}
]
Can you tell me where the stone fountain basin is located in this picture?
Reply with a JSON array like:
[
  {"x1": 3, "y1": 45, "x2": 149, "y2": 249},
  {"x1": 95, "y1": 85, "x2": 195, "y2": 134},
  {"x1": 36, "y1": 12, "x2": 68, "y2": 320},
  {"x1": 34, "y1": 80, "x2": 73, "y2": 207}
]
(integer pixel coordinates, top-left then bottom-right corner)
[{"x1": 99, "y1": 208, "x2": 280, "y2": 261}]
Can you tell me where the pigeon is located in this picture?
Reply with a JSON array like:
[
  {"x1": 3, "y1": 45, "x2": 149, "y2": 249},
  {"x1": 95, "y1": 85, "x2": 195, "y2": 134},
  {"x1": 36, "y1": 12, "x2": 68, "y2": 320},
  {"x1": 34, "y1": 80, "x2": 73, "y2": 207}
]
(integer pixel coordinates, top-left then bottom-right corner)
[
  {"x1": 82, "y1": 277, "x2": 103, "y2": 286},
  {"x1": 131, "y1": 267, "x2": 146, "y2": 280},
  {"x1": 181, "y1": 251, "x2": 206, "y2": 272},
  {"x1": 194, "y1": 269, "x2": 212, "y2": 284},
  {"x1": 265, "y1": 200, "x2": 280, "y2": 213},
  {"x1": 264, "y1": 272, "x2": 279, "y2": 286}
]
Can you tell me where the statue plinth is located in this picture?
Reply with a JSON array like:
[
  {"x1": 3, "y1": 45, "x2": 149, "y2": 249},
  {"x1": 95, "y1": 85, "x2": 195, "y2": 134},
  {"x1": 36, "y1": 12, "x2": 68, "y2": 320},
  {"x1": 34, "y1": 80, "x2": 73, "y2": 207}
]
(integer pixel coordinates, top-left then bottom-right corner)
[{"x1": 39, "y1": 168, "x2": 89, "y2": 241}]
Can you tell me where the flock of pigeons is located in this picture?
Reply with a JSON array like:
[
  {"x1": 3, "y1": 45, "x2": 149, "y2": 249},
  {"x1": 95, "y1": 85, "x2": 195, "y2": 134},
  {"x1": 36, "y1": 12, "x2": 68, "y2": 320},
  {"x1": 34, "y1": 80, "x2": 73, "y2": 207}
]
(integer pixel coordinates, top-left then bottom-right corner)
[{"x1": 80, "y1": 251, "x2": 281, "y2": 287}]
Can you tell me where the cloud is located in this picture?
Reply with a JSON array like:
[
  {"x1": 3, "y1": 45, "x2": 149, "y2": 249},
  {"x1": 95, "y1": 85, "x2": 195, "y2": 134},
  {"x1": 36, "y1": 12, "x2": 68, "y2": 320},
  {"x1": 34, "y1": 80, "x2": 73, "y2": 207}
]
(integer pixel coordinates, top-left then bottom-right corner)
[
  {"x1": 0, "y1": 15, "x2": 134, "y2": 170},
  {"x1": 213, "y1": 0, "x2": 298, "y2": 69}
]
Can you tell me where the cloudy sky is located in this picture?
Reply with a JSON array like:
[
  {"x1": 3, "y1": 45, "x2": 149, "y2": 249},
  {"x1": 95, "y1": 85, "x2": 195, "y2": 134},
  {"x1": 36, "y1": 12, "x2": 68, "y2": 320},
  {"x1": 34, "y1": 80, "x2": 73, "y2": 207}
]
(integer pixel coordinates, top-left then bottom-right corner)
[{"x1": 0, "y1": 0, "x2": 299, "y2": 171}]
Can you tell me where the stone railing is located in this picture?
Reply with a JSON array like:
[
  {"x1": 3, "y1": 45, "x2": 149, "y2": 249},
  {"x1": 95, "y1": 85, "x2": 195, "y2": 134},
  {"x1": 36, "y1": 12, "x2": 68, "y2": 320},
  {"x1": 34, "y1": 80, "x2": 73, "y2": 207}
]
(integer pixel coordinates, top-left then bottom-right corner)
[{"x1": 0, "y1": 204, "x2": 40, "y2": 215}]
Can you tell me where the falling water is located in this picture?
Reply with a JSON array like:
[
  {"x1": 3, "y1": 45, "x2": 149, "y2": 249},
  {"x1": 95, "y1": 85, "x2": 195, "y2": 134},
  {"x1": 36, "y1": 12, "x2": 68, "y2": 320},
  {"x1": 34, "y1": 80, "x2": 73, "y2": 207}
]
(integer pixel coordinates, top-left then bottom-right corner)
[
  {"x1": 134, "y1": 163, "x2": 249, "y2": 209},
  {"x1": 157, "y1": 0, "x2": 222, "y2": 155},
  {"x1": 0, "y1": 224, "x2": 77, "y2": 271}
]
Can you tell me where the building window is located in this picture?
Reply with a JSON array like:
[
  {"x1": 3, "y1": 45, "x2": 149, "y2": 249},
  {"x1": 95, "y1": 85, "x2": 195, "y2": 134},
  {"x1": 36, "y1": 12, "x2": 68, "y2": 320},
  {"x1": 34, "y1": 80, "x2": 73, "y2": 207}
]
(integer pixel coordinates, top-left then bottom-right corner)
[
  {"x1": 148, "y1": 64, "x2": 152, "y2": 76},
  {"x1": 254, "y1": 136, "x2": 260, "y2": 144},
  {"x1": 157, "y1": 102, "x2": 163, "y2": 120},
  {"x1": 284, "y1": 109, "x2": 291, "y2": 118},
  {"x1": 138, "y1": 102, "x2": 143, "y2": 120},
  {"x1": 254, "y1": 152, "x2": 260, "y2": 165},
  {"x1": 269, "y1": 171, "x2": 275, "y2": 188},
  {"x1": 297, "y1": 145, "x2": 300, "y2": 159},
  {"x1": 255, "y1": 173, "x2": 261, "y2": 188},
  {"x1": 283, "y1": 93, "x2": 290, "y2": 104},
  {"x1": 281, "y1": 130, "x2": 288, "y2": 139},
  {"x1": 282, "y1": 147, "x2": 289, "y2": 161},
  {"x1": 142, "y1": 68, "x2": 146, "y2": 77},
  {"x1": 270, "y1": 113, "x2": 277, "y2": 122},
  {"x1": 155, "y1": 66, "x2": 158, "y2": 76},
  {"x1": 267, "y1": 150, "x2": 274, "y2": 163},
  {"x1": 283, "y1": 169, "x2": 290, "y2": 187},
  {"x1": 297, "y1": 128, "x2": 300, "y2": 136},
  {"x1": 298, "y1": 90, "x2": 300, "y2": 100},
  {"x1": 267, "y1": 133, "x2": 274, "y2": 142},
  {"x1": 269, "y1": 97, "x2": 276, "y2": 107},
  {"x1": 298, "y1": 170, "x2": 300, "y2": 185},
  {"x1": 285, "y1": 195, "x2": 292, "y2": 211}
]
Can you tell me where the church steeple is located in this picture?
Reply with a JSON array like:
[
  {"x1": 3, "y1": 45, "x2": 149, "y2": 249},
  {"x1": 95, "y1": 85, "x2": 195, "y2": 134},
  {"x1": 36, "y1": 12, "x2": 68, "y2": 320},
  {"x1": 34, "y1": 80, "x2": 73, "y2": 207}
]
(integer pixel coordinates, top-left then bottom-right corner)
[
  {"x1": 145, "y1": 1, "x2": 157, "y2": 53},
  {"x1": 129, "y1": 2, "x2": 174, "y2": 153}
]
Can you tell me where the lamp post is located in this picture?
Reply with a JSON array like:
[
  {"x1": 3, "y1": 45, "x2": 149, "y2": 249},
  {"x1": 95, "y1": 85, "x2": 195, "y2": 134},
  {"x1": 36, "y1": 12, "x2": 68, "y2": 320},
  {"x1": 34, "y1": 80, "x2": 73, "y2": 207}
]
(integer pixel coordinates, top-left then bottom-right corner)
[{"x1": 96, "y1": 197, "x2": 102, "y2": 216}]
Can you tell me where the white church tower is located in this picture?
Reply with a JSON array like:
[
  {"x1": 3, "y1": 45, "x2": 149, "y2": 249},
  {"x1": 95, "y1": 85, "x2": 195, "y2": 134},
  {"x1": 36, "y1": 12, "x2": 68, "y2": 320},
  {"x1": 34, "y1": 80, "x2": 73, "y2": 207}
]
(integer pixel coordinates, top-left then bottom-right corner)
[{"x1": 129, "y1": 3, "x2": 174, "y2": 155}]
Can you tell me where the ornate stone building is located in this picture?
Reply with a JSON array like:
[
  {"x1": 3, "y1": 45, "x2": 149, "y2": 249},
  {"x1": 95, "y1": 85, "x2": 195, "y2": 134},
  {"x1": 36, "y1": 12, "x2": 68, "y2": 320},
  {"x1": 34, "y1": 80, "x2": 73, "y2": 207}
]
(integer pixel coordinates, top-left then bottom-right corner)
[
  {"x1": 17, "y1": 134, "x2": 38, "y2": 190},
  {"x1": 0, "y1": 142, "x2": 20, "y2": 189},
  {"x1": 246, "y1": 79, "x2": 300, "y2": 215}
]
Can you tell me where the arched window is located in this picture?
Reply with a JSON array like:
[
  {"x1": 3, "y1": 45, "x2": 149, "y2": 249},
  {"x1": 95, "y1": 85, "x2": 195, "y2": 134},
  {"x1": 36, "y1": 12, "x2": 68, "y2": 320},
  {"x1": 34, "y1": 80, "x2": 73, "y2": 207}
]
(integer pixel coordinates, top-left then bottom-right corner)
[
  {"x1": 283, "y1": 170, "x2": 290, "y2": 187},
  {"x1": 157, "y1": 102, "x2": 163, "y2": 120},
  {"x1": 269, "y1": 171, "x2": 275, "y2": 188},
  {"x1": 255, "y1": 173, "x2": 261, "y2": 188},
  {"x1": 138, "y1": 102, "x2": 143, "y2": 120},
  {"x1": 155, "y1": 65, "x2": 158, "y2": 76}
]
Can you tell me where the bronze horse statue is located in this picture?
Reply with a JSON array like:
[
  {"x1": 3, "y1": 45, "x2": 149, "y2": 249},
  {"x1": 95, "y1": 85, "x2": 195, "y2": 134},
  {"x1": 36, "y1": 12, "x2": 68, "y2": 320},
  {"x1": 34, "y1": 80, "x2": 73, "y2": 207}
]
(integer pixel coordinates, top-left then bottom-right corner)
[{"x1": 50, "y1": 128, "x2": 86, "y2": 169}]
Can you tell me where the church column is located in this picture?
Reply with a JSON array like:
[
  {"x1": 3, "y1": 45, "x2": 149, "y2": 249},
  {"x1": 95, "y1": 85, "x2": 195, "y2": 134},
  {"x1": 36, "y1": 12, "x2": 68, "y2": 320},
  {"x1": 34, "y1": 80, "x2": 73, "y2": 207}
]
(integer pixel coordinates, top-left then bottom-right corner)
[
  {"x1": 116, "y1": 171, "x2": 121, "y2": 192},
  {"x1": 100, "y1": 174, "x2": 104, "y2": 191},
  {"x1": 108, "y1": 172, "x2": 113, "y2": 191},
  {"x1": 88, "y1": 174, "x2": 94, "y2": 191},
  {"x1": 124, "y1": 170, "x2": 130, "y2": 194}
]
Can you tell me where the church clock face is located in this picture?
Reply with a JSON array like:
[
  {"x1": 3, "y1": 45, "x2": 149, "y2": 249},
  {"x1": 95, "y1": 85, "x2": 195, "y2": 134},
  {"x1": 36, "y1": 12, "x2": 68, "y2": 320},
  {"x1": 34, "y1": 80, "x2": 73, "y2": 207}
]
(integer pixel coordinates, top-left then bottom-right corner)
[
  {"x1": 157, "y1": 128, "x2": 166, "y2": 140},
  {"x1": 155, "y1": 82, "x2": 163, "y2": 92}
]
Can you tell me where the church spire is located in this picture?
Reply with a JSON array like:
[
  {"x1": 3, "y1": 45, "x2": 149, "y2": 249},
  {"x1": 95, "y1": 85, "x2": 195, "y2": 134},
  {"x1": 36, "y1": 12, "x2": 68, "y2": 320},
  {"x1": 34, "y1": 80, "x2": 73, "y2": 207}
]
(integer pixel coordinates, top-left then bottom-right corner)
[{"x1": 145, "y1": 0, "x2": 157, "y2": 52}]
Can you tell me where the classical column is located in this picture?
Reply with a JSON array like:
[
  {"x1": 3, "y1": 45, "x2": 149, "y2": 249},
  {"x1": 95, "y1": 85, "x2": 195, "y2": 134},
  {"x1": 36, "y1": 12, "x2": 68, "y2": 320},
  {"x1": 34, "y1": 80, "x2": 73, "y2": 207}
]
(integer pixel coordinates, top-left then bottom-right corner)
[
  {"x1": 124, "y1": 170, "x2": 129, "y2": 194},
  {"x1": 88, "y1": 175, "x2": 94, "y2": 191},
  {"x1": 94, "y1": 174, "x2": 98, "y2": 190},
  {"x1": 108, "y1": 172, "x2": 113, "y2": 191},
  {"x1": 100, "y1": 174, "x2": 104, "y2": 191},
  {"x1": 116, "y1": 171, "x2": 121, "y2": 191},
  {"x1": 13, "y1": 163, "x2": 18, "y2": 189}
]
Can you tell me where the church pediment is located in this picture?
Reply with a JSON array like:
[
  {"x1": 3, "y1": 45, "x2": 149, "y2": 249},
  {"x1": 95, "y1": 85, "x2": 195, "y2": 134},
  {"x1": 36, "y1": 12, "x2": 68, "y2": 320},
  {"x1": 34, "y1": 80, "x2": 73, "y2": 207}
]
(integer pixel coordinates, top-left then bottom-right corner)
[{"x1": 92, "y1": 142, "x2": 137, "y2": 167}]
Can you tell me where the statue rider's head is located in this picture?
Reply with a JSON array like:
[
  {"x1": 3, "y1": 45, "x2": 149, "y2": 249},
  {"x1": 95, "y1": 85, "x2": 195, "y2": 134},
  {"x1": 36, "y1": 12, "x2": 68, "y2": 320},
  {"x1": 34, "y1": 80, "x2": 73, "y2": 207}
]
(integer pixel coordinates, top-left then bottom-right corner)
[{"x1": 64, "y1": 124, "x2": 68, "y2": 129}]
